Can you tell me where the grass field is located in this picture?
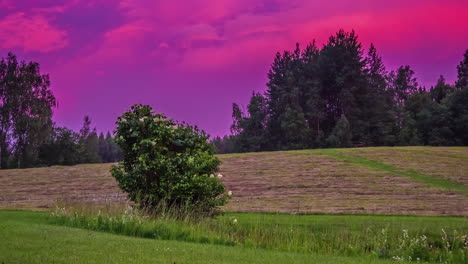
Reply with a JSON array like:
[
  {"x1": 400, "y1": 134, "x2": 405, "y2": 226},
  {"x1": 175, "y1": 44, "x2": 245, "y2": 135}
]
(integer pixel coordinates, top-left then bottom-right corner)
[
  {"x1": 1, "y1": 210, "x2": 415, "y2": 264},
  {"x1": 1, "y1": 147, "x2": 468, "y2": 263},
  {"x1": 1, "y1": 147, "x2": 467, "y2": 215},
  {"x1": 5, "y1": 210, "x2": 468, "y2": 263}
]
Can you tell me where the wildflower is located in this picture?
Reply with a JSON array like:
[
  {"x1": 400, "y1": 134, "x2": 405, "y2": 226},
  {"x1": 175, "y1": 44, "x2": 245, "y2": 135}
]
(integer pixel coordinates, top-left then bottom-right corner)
[
  {"x1": 403, "y1": 229, "x2": 409, "y2": 239},
  {"x1": 441, "y1": 229, "x2": 450, "y2": 249},
  {"x1": 210, "y1": 174, "x2": 214, "y2": 178},
  {"x1": 228, "y1": 191, "x2": 232, "y2": 196},
  {"x1": 217, "y1": 173, "x2": 223, "y2": 179},
  {"x1": 139, "y1": 117, "x2": 144, "y2": 122},
  {"x1": 232, "y1": 218, "x2": 238, "y2": 224},
  {"x1": 120, "y1": 136, "x2": 124, "y2": 140}
]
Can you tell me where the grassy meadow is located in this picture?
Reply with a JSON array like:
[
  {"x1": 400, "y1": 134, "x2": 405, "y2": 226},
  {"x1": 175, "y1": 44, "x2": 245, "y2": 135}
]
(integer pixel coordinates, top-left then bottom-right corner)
[
  {"x1": 1, "y1": 147, "x2": 468, "y2": 263},
  {"x1": 1, "y1": 210, "x2": 417, "y2": 264}
]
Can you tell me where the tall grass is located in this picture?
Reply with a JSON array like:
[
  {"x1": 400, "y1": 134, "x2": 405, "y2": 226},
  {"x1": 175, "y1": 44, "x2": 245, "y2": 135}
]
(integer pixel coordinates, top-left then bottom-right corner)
[{"x1": 49, "y1": 203, "x2": 468, "y2": 263}]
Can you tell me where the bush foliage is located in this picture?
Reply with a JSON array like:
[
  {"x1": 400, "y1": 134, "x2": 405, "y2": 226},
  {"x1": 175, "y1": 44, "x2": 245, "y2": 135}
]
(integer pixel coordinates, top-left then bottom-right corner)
[{"x1": 111, "y1": 104, "x2": 228, "y2": 215}]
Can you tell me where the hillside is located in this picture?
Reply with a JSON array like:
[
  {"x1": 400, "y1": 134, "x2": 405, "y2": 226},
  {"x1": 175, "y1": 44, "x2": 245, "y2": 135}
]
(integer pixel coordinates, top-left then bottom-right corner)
[{"x1": 1, "y1": 147, "x2": 467, "y2": 216}]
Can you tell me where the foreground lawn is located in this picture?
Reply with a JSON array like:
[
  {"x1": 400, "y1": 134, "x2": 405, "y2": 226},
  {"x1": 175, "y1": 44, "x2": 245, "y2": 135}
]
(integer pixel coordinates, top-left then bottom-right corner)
[{"x1": 0, "y1": 210, "x2": 407, "y2": 264}]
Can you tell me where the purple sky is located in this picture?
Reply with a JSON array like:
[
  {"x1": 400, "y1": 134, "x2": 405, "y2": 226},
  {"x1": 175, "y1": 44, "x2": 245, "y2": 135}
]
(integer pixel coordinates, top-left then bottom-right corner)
[{"x1": 1, "y1": 0, "x2": 467, "y2": 137}]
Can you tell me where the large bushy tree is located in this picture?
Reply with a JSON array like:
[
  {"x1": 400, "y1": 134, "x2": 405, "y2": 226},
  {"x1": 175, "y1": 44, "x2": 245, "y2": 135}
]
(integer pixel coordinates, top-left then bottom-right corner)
[
  {"x1": 0, "y1": 53, "x2": 56, "y2": 168},
  {"x1": 111, "y1": 104, "x2": 228, "y2": 215}
]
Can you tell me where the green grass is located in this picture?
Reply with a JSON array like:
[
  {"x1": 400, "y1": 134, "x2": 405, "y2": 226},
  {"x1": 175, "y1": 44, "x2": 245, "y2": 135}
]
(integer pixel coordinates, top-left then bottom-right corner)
[
  {"x1": 0, "y1": 210, "x2": 410, "y2": 264},
  {"x1": 46, "y1": 205, "x2": 468, "y2": 263},
  {"x1": 312, "y1": 148, "x2": 468, "y2": 195}
]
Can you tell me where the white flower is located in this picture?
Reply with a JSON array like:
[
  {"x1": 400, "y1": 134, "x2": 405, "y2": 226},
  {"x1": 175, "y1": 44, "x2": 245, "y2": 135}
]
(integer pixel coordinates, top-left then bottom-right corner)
[
  {"x1": 121, "y1": 118, "x2": 127, "y2": 122},
  {"x1": 119, "y1": 136, "x2": 124, "y2": 140},
  {"x1": 217, "y1": 173, "x2": 223, "y2": 179},
  {"x1": 139, "y1": 117, "x2": 144, "y2": 122},
  {"x1": 228, "y1": 191, "x2": 232, "y2": 196},
  {"x1": 210, "y1": 174, "x2": 214, "y2": 178},
  {"x1": 232, "y1": 218, "x2": 237, "y2": 224}
]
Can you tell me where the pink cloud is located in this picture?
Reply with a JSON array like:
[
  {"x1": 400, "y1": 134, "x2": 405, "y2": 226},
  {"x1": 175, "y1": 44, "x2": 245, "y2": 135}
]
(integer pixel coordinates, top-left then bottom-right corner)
[
  {"x1": 180, "y1": 1, "x2": 468, "y2": 71},
  {"x1": 15, "y1": 0, "x2": 463, "y2": 136},
  {"x1": 0, "y1": 12, "x2": 68, "y2": 52},
  {"x1": 119, "y1": 0, "x2": 254, "y2": 25},
  {"x1": 47, "y1": 0, "x2": 468, "y2": 76}
]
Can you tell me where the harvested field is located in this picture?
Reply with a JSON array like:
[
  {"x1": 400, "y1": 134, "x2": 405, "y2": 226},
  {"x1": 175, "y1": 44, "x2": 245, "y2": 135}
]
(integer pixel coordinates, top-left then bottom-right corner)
[
  {"x1": 0, "y1": 164, "x2": 125, "y2": 210},
  {"x1": 1, "y1": 147, "x2": 467, "y2": 215},
  {"x1": 338, "y1": 147, "x2": 468, "y2": 187}
]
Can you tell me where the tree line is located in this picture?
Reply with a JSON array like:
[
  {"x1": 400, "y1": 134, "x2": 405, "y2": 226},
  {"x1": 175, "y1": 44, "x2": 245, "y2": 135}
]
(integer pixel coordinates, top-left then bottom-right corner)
[
  {"x1": 212, "y1": 30, "x2": 468, "y2": 153},
  {"x1": 0, "y1": 53, "x2": 121, "y2": 169}
]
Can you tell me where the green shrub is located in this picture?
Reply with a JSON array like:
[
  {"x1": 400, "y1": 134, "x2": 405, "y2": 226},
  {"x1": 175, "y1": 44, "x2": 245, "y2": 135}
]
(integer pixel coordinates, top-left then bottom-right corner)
[{"x1": 111, "y1": 104, "x2": 228, "y2": 216}]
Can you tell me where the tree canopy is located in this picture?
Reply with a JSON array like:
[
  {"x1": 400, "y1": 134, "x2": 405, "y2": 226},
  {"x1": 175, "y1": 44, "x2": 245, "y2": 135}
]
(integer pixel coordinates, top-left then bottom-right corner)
[{"x1": 215, "y1": 30, "x2": 468, "y2": 153}]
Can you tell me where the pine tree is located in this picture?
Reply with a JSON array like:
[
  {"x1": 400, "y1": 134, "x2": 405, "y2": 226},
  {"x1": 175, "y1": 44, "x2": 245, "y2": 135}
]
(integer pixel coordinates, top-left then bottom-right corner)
[
  {"x1": 78, "y1": 116, "x2": 101, "y2": 163},
  {"x1": 455, "y1": 49, "x2": 468, "y2": 90},
  {"x1": 430, "y1": 75, "x2": 455, "y2": 103},
  {"x1": 364, "y1": 44, "x2": 397, "y2": 146},
  {"x1": 98, "y1": 132, "x2": 108, "y2": 162},
  {"x1": 318, "y1": 30, "x2": 368, "y2": 142}
]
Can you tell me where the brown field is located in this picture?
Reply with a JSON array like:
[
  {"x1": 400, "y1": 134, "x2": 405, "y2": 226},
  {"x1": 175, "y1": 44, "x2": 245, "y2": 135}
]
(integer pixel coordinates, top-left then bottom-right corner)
[
  {"x1": 338, "y1": 146, "x2": 468, "y2": 187},
  {"x1": 1, "y1": 147, "x2": 467, "y2": 216}
]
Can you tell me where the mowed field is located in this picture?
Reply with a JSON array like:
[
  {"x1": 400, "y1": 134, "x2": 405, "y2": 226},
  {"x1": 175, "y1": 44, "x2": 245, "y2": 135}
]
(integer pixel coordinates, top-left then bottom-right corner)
[{"x1": 1, "y1": 146, "x2": 467, "y2": 216}]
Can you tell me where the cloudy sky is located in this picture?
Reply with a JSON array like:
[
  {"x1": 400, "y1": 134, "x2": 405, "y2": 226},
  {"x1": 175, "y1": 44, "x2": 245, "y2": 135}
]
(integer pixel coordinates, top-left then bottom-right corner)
[{"x1": 1, "y1": 0, "x2": 467, "y2": 136}]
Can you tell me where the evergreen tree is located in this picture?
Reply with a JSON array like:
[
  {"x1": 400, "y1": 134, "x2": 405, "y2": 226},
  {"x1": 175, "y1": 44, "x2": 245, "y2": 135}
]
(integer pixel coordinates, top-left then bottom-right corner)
[
  {"x1": 266, "y1": 43, "x2": 311, "y2": 149},
  {"x1": 364, "y1": 44, "x2": 397, "y2": 146},
  {"x1": 98, "y1": 132, "x2": 108, "y2": 162},
  {"x1": 301, "y1": 42, "x2": 325, "y2": 147},
  {"x1": 318, "y1": 30, "x2": 370, "y2": 143},
  {"x1": 78, "y1": 116, "x2": 101, "y2": 163},
  {"x1": 86, "y1": 129, "x2": 102, "y2": 163},
  {"x1": 105, "y1": 131, "x2": 122, "y2": 162},
  {"x1": 430, "y1": 75, "x2": 455, "y2": 103},
  {"x1": 455, "y1": 49, "x2": 468, "y2": 90}
]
